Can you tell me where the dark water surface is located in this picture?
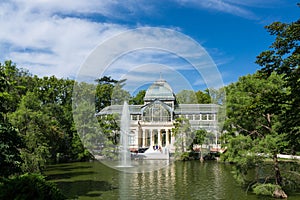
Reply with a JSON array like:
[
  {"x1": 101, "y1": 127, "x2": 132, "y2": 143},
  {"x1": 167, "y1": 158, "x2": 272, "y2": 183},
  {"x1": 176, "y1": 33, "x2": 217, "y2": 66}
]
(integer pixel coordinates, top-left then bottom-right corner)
[{"x1": 45, "y1": 161, "x2": 299, "y2": 200}]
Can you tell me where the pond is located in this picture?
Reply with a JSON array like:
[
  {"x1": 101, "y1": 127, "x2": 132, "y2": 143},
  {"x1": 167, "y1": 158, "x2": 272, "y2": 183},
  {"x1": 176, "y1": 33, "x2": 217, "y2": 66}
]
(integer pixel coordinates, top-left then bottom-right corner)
[{"x1": 45, "y1": 161, "x2": 299, "y2": 200}]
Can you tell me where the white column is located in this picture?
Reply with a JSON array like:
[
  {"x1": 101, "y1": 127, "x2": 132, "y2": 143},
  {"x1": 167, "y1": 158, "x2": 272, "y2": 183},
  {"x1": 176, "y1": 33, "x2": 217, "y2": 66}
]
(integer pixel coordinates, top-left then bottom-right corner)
[
  {"x1": 150, "y1": 129, "x2": 154, "y2": 147},
  {"x1": 134, "y1": 129, "x2": 139, "y2": 149},
  {"x1": 158, "y1": 129, "x2": 162, "y2": 147},
  {"x1": 166, "y1": 129, "x2": 170, "y2": 146},
  {"x1": 171, "y1": 130, "x2": 175, "y2": 145},
  {"x1": 142, "y1": 129, "x2": 145, "y2": 147}
]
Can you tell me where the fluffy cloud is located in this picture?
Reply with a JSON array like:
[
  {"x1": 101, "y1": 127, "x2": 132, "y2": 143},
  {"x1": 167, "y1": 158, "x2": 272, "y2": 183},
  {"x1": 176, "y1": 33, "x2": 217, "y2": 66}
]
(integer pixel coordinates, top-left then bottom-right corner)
[
  {"x1": 0, "y1": 0, "x2": 128, "y2": 78},
  {"x1": 2, "y1": 0, "x2": 281, "y2": 90}
]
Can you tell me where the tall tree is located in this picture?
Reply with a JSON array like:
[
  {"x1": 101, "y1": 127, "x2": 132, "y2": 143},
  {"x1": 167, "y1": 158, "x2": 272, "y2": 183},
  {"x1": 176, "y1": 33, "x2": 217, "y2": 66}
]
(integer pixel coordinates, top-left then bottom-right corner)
[
  {"x1": 9, "y1": 92, "x2": 53, "y2": 172},
  {"x1": 256, "y1": 11, "x2": 300, "y2": 153},
  {"x1": 0, "y1": 60, "x2": 31, "y2": 114},
  {"x1": 176, "y1": 90, "x2": 197, "y2": 104},
  {"x1": 193, "y1": 129, "x2": 207, "y2": 161},
  {"x1": 172, "y1": 117, "x2": 192, "y2": 160},
  {"x1": 130, "y1": 90, "x2": 146, "y2": 105},
  {"x1": 222, "y1": 72, "x2": 289, "y2": 195},
  {"x1": 0, "y1": 63, "x2": 24, "y2": 177},
  {"x1": 111, "y1": 79, "x2": 131, "y2": 105},
  {"x1": 195, "y1": 90, "x2": 211, "y2": 104},
  {"x1": 95, "y1": 76, "x2": 130, "y2": 111},
  {"x1": 0, "y1": 116, "x2": 24, "y2": 177}
]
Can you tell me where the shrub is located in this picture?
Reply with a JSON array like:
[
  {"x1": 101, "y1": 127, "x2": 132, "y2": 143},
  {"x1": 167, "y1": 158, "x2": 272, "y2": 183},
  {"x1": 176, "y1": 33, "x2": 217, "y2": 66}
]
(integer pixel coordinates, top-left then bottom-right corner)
[
  {"x1": 179, "y1": 152, "x2": 191, "y2": 161},
  {"x1": 252, "y1": 183, "x2": 279, "y2": 196},
  {"x1": 0, "y1": 173, "x2": 66, "y2": 200}
]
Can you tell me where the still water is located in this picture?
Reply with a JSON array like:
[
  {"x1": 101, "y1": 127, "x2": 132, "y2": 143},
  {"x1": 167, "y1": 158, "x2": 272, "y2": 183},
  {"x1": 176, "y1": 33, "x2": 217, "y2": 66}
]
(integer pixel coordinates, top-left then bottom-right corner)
[{"x1": 45, "y1": 161, "x2": 299, "y2": 200}]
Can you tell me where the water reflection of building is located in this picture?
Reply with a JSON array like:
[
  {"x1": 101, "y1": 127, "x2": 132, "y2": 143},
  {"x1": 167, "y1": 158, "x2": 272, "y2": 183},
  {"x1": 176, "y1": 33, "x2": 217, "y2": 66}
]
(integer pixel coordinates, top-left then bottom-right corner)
[
  {"x1": 97, "y1": 79, "x2": 218, "y2": 153},
  {"x1": 125, "y1": 161, "x2": 176, "y2": 199}
]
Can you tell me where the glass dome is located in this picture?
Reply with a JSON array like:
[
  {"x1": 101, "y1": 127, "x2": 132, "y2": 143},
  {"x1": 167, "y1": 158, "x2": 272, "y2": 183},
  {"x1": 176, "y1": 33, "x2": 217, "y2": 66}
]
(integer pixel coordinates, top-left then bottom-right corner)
[{"x1": 144, "y1": 79, "x2": 175, "y2": 101}]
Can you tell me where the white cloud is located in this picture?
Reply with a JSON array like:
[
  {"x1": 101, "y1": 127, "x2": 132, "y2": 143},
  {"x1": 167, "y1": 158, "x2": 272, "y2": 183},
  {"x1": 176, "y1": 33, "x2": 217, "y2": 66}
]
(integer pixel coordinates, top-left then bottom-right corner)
[
  {"x1": 0, "y1": 0, "x2": 225, "y2": 91},
  {"x1": 223, "y1": 0, "x2": 283, "y2": 8},
  {"x1": 175, "y1": 0, "x2": 258, "y2": 19},
  {"x1": 0, "y1": 0, "x2": 129, "y2": 78},
  {"x1": 118, "y1": 63, "x2": 195, "y2": 94},
  {"x1": 75, "y1": 27, "x2": 224, "y2": 95}
]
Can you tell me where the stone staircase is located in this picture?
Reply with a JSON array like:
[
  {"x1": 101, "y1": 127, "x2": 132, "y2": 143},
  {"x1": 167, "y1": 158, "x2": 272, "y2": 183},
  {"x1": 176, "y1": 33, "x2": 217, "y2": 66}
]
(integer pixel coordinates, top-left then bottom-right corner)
[{"x1": 142, "y1": 147, "x2": 170, "y2": 160}]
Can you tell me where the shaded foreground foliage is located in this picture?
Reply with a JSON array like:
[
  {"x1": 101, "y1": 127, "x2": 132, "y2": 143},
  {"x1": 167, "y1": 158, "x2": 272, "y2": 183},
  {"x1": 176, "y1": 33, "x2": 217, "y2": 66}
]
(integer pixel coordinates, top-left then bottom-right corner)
[{"x1": 0, "y1": 173, "x2": 65, "y2": 200}]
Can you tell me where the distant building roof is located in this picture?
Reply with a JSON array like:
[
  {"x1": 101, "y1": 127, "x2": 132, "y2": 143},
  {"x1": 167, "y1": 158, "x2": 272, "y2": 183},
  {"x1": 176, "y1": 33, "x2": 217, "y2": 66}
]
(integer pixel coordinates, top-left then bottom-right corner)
[
  {"x1": 97, "y1": 105, "x2": 142, "y2": 115},
  {"x1": 174, "y1": 104, "x2": 218, "y2": 114}
]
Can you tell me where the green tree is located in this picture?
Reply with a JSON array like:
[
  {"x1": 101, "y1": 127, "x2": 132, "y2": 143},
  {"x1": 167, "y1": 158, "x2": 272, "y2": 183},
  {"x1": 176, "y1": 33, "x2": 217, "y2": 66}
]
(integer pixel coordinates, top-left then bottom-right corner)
[
  {"x1": 193, "y1": 129, "x2": 207, "y2": 161},
  {"x1": 0, "y1": 62, "x2": 24, "y2": 178},
  {"x1": 111, "y1": 79, "x2": 131, "y2": 105},
  {"x1": 0, "y1": 118, "x2": 24, "y2": 178},
  {"x1": 95, "y1": 76, "x2": 117, "y2": 112},
  {"x1": 0, "y1": 61, "x2": 17, "y2": 114},
  {"x1": 176, "y1": 90, "x2": 197, "y2": 104},
  {"x1": 1, "y1": 60, "x2": 92, "y2": 167},
  {"x1": 29, "y1": 76, "x2": 86, "y2": 163},
  {"x1": 130, "y1": 90, "x2": 146, "y2": 105},
  {"x1": 9, "y1": 92, "x2": 52, "y2": 172},
  {"x1": 221, "y1": 134, "x2": 262, "y2": 185},
  {"x1": 0, "y1": 173, "x2": 65, "y2": 199},
  {"x1": 98, "y1": 114, "x2": 120, "y2": 145},
  {"x1": 72, "y1": 82, "x2": 99, "y2": 160},
  {"x1": 172, "y1": 117, "x2": 192, "y2": 160},
  {"x1": 95, "y1": 76, "x2": 131, "y2": 108},
  {"x1": 256, "y1": 12, "x2": 300, "y2": 154},
  {"x1": 222, "y1": 72, "x2": 289, "y2": 196},
  {"x1": 207, "y1": 88, "x2": 226, "y2": 105},
  {"x1": 195, "y1": 90, "x2": 211, "y2": 104}
]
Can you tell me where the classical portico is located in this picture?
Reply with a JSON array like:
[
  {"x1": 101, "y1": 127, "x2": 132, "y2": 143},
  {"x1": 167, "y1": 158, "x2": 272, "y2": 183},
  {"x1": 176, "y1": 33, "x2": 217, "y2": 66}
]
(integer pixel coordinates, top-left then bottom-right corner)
[{"x1": 139, "y1": 125, "x2": 173, "y2": 148}]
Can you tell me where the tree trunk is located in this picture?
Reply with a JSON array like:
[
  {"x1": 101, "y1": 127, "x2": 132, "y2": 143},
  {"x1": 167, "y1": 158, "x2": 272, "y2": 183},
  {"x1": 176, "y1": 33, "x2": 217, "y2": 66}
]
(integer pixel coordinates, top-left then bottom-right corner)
[
  {"x1": 273, "y1": 188, "x2": 287, "y2": 199},
  {"x1": 200, "y1": 145, "x2": 204, "y2": 162},
  {"x1": 273, "y1": 154, "x2": 282, "y2": 186}
]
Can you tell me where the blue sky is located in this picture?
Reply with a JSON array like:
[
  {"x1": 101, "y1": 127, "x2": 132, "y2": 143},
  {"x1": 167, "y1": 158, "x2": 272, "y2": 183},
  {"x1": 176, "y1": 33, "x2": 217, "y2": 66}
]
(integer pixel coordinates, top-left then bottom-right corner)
[{"x1": 0, "y1": 0, "x2": 299, "y2": 93}]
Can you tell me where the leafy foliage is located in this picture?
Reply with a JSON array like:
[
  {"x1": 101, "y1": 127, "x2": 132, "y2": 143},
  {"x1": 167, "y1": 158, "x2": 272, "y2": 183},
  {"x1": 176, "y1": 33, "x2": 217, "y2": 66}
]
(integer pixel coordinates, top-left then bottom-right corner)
[
  {"x1": 176, "y1": 90, "x2": 197, "y2": 104},
  {"x1": 252, "y1": 183, "x2": 282, "y2": 197},
  {"x1": 222, "y1": 10, "x2": 300, "y2": 196},
  {"x1": 0, "y1": 62, "x2": 93, "y2": 173},
  {"x1": 192, "y1": 129, "x2": 207, "y2": 160},
  {"x1": 172, "y1": 117, "x2": 193, "y2": 160},
  {"x1": 0, "y1": 119, "x2": 24, "y2": 178},
  {"x1": 0, "y1": 61, "x2": 24, "y2": 178},
  {"x1": 193, "y1": 129, "x2": 207, "y2": 146},
  {"x1": 222, "y1": 72, "x2": 290, "y2": 187},
  {"x1": 95, "y1": 76, "x2": 130, "y2": 111},
  {"x1": 111, "y1": 79, "x2": 131, "y2": 105},
  {"x1": 195, "y1": 90, "x2": 211, "y2": 104},
  {"x1": 130, "y1": 90, "x2": 146, "y2": 105},
  {"x1": 256, "y1": 13, "x2": 300, "y2": 153},
  {"x1": 0, "y1": 173, "x2": 66, "y2": 200}
]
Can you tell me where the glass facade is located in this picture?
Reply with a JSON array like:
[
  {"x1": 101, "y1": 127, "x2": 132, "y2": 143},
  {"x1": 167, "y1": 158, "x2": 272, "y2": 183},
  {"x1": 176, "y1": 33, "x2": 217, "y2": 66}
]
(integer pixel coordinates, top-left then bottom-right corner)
[{"x1": 143, "y1": 103, "x2": 171, "y2": 122}]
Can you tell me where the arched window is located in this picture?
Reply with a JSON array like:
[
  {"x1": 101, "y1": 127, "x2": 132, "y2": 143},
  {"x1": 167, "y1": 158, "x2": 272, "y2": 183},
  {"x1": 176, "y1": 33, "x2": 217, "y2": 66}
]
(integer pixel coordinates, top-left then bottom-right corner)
[{"x1": 143, "y1": 102, "x2": 171, "y2": 122}]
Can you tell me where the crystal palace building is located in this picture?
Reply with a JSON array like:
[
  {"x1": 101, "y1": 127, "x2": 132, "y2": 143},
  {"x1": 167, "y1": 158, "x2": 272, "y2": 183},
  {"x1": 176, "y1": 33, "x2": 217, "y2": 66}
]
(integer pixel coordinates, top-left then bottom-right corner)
[{"x1": 97, "y1": 79, "x2": 219, "y2": 153}]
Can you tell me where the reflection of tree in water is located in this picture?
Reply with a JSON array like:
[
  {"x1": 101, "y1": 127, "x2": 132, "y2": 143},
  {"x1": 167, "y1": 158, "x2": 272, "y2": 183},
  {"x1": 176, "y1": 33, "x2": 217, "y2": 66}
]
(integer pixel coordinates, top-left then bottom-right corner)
[{"x1": 54, "y1": 180, "x2": 117, "y2": 198}]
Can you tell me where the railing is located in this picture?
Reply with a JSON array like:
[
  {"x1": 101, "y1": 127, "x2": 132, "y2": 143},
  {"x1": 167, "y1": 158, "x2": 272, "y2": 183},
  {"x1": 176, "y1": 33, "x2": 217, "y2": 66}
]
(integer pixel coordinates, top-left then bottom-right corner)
[{"x1": 138, "y1": 121, "x2": 173, "y2": 125}]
